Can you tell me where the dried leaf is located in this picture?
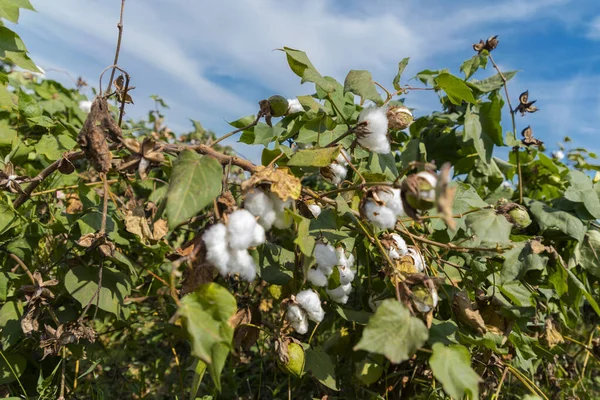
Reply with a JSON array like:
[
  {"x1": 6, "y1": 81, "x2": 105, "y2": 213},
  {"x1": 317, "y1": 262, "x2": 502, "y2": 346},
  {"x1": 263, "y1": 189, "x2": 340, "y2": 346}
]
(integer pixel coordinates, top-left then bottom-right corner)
[
  {"x1": 152, "y1": 219, "x2": 169, "y2": 241},
  {"x1": 452, "y1": 292, "x2": 487, "y2": 335},
  {"x1": 545, "y1": 319, "x2": 564, "y2": 349},
  {"x1": 124, "y1": 212, "x2": 153, "y2": 241},
  {"x1": 242, "y1": 166, "x2": 301, "y2": 201}
]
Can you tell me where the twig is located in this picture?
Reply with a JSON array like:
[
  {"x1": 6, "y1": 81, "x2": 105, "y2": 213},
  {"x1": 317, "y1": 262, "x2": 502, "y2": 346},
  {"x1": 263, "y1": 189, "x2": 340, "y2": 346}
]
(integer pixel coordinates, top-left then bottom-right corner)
[
  {"x1": 325, "y1": 122, "x2": 366, "y2": 148},
  {"x1": 31, "y1": 179, "x2": 121, "y2": 197},
  {"x1": 488, "y1": 53, "x2": 522, "y2": 203},
  {"x1": 59, "y1": 348, "x2": 66, "y2": 400},
  {"x1": 492, "y1": 366, "x2": 509, "y2": 400},
  {"x1": 210, "y1": 115, "x2": 260, "y2": 147},
  {"x1": 164, "y1": 143, "x2": 259, "y2": 173},
  {"x1": 0, "y1": 347, "x2": 28, "y2": 399},
  {"x1": 7, "y1": 252, "x2": 35, "y2": 283},
  {"x1": 99, "y1": 173, "x2": 109, "y2": 235},
  {"x1": 107, "y1": 0, "x2": 126, "y2": 93}
]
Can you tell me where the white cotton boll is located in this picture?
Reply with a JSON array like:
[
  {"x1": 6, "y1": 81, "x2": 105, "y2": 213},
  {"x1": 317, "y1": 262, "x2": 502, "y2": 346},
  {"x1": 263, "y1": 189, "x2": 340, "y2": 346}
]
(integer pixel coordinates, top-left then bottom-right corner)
[
  {"x1": 228, "y1": 249, "x2": 257, "y2": 281},
  {"x1": 227, "y1": 209, "x2": 259, "y2": 249},
  {"x1": 249, "y1": 223, "x2": 266, "y2": 247},
  {"x1": 269, "y1": 192, "x2": 293, "y2": 213},
  {"x1": 308, "y1": 204, "x2": 322, "y2": 218},
  {"x1": 202, "y1": 223, "x2": 231, "y2": 276},
  {"x1": 314, "y1": 243, "x2": 338, "y2": 273},
  {"x1": 307, "y1": 268, "x2": 328, "y2": 287},
  {"x1": 244, "y1": 189, "x2": 276, "y2": 230},
  {"x1": 292, "y1": 317, "x2": 309, "y2": 334},
  {"x1": 325, "y1": 163, "x2": 347, "y2": 185},
  {"x1": 273, "y1": 211, "x2": 293, "y2": 229},
  {"x1": 286, "y1": 304, "x2": 309, "y2": 334},
  {"x1": 358, "y1": 107, "x2": 388, "y2": 138},
  {"x1": 431, "y1": 288, "x2": 439, "y2": 308},
  {"x1": 79, "y1": 100, "x2": 92, "y2": 113},
  {"x1": 408, "y1": 248, "x2": 425, "y2": 272},
  {"x1": 501, "y1": 180, "x2": 514, "y2": 189},
  {"x1": 388, "y1": 189, "x2": 406, "y2": 217},
  {"x1": 327, "y1": 283, "x2": 352, "y2": 304},
  {"x1": 389, "y1": 234, "x2": 408, "y2": 259},
  {"x1": 336, "y1": 149, "x2": 350, "y2": 166},
  {"x1": 337, "y1": 265, "x2": 355, "y2": 285},
  {"x1": 364, "y1": 200, "x2": 397, "y2": 229},
  {"x1": 296, "y1": 290, "x2": 325, "y2": 323},
  {"x1": 552, "y1": 150, "x2": 565, "y2": 160},
  {"x1": 416, "y1": 172, "x2": 437, "y2": 202},
  {"x1": 287, "y1": 98, "x2": 304, "y2": 114},
  {"x1": 358, "y1": 132, "x2": 391, "y2": 154}
]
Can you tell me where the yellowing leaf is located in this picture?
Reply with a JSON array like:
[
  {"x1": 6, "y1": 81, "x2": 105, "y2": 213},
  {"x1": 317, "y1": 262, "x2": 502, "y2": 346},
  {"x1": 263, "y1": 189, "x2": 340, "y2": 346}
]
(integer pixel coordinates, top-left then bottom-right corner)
[{"x1": 242, "y1": 166, "x2": 301, "y2": 201}]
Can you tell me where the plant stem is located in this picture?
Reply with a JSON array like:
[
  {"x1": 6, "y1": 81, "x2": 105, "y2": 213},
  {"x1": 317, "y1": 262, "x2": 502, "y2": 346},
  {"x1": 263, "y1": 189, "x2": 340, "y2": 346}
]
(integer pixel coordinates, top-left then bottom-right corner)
[
  {"x1": 211, "y1": 116, "x2": 260, "y2": 147},
  {"x1": 0, "y1": 347, "x2": 28, "y2": 399},
  {"x1": 7, "y1": 252, "x2": 35, "y2": 283},
  {"x1": 107, "y1": 0, "x2": 126, "y2": 93}
]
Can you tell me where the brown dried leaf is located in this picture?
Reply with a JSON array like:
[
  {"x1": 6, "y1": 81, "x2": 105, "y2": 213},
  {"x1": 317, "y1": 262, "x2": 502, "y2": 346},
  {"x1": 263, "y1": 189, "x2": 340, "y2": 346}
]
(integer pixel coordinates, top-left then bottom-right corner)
[
  {"x1": 452, "y1": 291, "x2": 487, "y2": 335},
  {"x1": 242, "y1": 166, "x2": 301, "y2": 202},
  {"x1": 66, "y1": 194, "x2": 83, "y2": 214},
  {"x1": 124, "y1": 212, "x2": 153, "y2": 241},
  {"x1": 152, "y1": 219, "x2": 168, "y2": 241},
  {"x1": 545, "y1": 319, "x2": 564, "y2": 349}
]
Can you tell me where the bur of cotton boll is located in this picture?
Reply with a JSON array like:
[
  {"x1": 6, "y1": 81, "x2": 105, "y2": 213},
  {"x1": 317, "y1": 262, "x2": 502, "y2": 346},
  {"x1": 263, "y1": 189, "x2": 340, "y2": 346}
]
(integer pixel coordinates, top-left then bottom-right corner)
[
  {"x1": 287, "y1": 98, "x2": 304, "y2": 114},
  {"x1": 364, "y1": 200, "x2": 397, "y2": 229},
  {"x1": 286, "y1": 304, "x2": 309, "y2": 334},
  {"x1": 227, "y1": 209, "x2": 262, "y2": 249},
  {"x1": 202, "y1": 223, "x2": 230, "y2": 276},
  {"x1": 388, "y1": 233, "x2": 408, "y2": 259},
  {"x1": 408, "y1": 248, "x2": 425, "y2": 272},
  {"x1": 295, "y1": 290, "x2": 325, "y2": 323},
  {"x1": 307, "y1": 268, "x2": 328, "y2": 287},
  {"x1": 314, "y1": 243, "x2": 338, "y2": 274},
  {"x1": 244, "y1": 189, "x2": 277, "y2": 230},
  {"x1": 357, "y1": 107, "x2": 390, "y2": 154}
]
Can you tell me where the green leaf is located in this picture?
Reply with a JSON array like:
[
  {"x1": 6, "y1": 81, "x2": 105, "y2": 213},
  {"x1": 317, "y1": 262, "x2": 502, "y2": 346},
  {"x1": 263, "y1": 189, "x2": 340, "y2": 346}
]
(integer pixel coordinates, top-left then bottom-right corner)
[
  {"x1": 435, "y1": 73, "x2": 476, "y2": 105},
  {"x1": 336, "y1": 306, "x2": 371, "y2": 325},
  {"x1": 567, "y1": 269, "x2": 600, "y2": 317},
  {"x1": 0, "y1": 200, "x2": 16, "y2": 234},
  {"x1": 18, "y1": 88, "x2": 41, "y2": 118},
  {"x1": 190, "y1": 359, "x2": 207, "y2": 400},
  {"x1": 430, "y1": 343, "x2": 480, "y2": 400},
  {"x1": 465, "y1": 209, "x2": 512, "y2": 247},
  {"x1": 0, "y1": 352, "x2": 26, "y2": 385},
  {"x1": 393, "y1": 57, "x2": 410, "y2": 91},
  {"x1": 460, "y1": 53, "x2": 487, "y2": 80},
  {"x1": 354, "y1": 299, "x2": 428, "y2": 364},
  {"x1": 469, "y1": 71, "x2": 518, "y2": 93},
  {"x1": 64, "y1": 265, "x2": 132, "y2": 317},
  {"x1": 500, "y1": 241, "x2": 549, "y2": 283},
  {"x1": 479, "y1": 90, "x2": 504, "y2": 147},
  {"x1": 526, "y1": 199, "x2": 586, "y2": 241},
  {"x1": 0, "y1": 301, "x2": 22, "y2": 348},
  {"x1": 255, "y1": 243, "x2": 294, "y2": 284},
  {"x1": 0, "y1": 0, "x2": 34, "y2": 23},
  {"x1": 463, "y1": 105, "x2": 490, "y2": 162},
  {"x1": 355, "y1": 355, "x2": 384, "y2": 386},
  {"x1": 578, "y1": 230, "x2": 600, "y2": 277},
  {"x1": 564, "y1": 170, "x2": 600, "y2": 219},
  {"x1": 166, "y1": 150, "x2": 223, "y2": 229},
  {"x1": 287, "y1": 146, "x2": 340, "y2": 167},
  {"x1": 281, "y1": 47, "x2": 336, "y2": 93},
  {"x1": 0, "y1": 27, "x2": 37, "y2": 71},
  {"x1": 343, "y1": 70, "x2": 383, "y2": 105},
  {"x1": 178, "y1": 283, "x2": 236, "y2": 391},
  {"x1": 36, "y1": 134, "x2": 77, "y2": 161},
  {"x1": 305, "y1": 348, "x2": 338, "y2": 390}
]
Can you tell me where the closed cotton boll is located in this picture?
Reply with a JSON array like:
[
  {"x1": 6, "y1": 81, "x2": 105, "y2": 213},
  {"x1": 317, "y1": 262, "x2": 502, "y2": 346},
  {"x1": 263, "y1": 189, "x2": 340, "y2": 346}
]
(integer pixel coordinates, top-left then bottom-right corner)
[
  {"x1": 314, "y1": 243, "x2": 338, "y2": 273},
  {"x1": 296, "y1": 290, "x2": 325, "y2": 323},
  {"x1": 286, "y1": 304, "x2": 309, "y2": 334},
  {"x1": 364, "y1": 200, "x2": 397, "y2": 229},
  {"x1": 287, "y1": 98, "x2": 304, "y2": 114},
  {"x1": 228, "y1": 248, "x2": 257, "y2": 281},
  {"x1": 227, "y1": 209, "x2": 259, "y2": 249},
  {"x1": 408, "y1": 248, "x2": 425, "y2": 272},
  {"x1": 389, "y1": 233, "x2": 408, "y2": 259},
  {"x1": 244, "y1": 189, "x2": 276, "y2": 230},
  {"x1": 308, "y1": 204, "x2": 322, "y2": 218},
  {"x1": 307, "y1": 268, "x2": 328, "y2": 287},
  {"x1": 202, "y1": 223, "x2": 231, "y2": 276},
  {"x1": 249, "y1": 223, "x2": 266, "y2": 247}
]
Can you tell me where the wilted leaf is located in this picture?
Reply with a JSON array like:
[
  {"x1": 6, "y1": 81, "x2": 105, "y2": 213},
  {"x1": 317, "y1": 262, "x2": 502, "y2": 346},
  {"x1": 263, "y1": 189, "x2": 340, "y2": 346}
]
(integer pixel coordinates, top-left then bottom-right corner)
[{"x1": 242, "y1": 166, "x2": 301, "y2": 202}]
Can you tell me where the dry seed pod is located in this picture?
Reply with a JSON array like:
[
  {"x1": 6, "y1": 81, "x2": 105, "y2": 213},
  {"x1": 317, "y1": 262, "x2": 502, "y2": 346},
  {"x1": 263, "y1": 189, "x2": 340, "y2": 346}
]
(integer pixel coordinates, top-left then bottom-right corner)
[
  {"x1": 521, "y1": 126, "x2": 543, "y2": 147},
  {"x1": 387, "y1": 105, "x2": 413, "y2": 130}
]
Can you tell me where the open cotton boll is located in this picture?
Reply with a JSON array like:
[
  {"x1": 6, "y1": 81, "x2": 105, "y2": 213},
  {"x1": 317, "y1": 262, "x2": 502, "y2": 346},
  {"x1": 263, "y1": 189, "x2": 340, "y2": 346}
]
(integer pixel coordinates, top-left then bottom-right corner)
[
  {"x1": 408, "y1": 248, "x2": 425, "y2": 272},
  {"x1": 336, "y1": 149, "x2": 350, "y2": 166},
  {"x1": 416, "y1": 172, "x2": 437, "y2": 202},
  {"x1": 202, "y1": 223, "x2": 231, "y2": 275},
  {"x1": 244, "y1": 189, "x2": 276, "y2": 230},
  {"x1": 286, "y1": 304, "x2": 309, "y2": 334},
  {"x1": 296, "y1": 290, "x2": 325, "y2": 323},
  {"x1": 227, "y1": 209, "x2": 259, "y2": 249},
  {"x1": 308, "y1": 204, "x2": 322, "y2": 218},
  {"x1": 307, "y1": 268, "x2": 328, "y2": 287},
  {"x1": 358, "y1": 107, "x2": 388, "y2": 137},
  {"x1": 314, "y1": 243, "x2": 338, "y2": 273},
  {"x1": 364, "y1": 200, "x2": 397, "y2": 229},
  {"x1": 269, "y1": 193, "x2": 293, "y2": 213},
  {"x1": 389, "y1": 233, "x2": 408, "y2": 259},
  {"x1": 228, "y1": 248, "x2": 257, "y2": 281},
  {"x1": 249, "y1": 223, "x2": 266, "y2": 247},
  {"x1": 337, "y1": 265, "x2": 355, "y2": 285},
  {"x1": 273, "y1": 211, "x2": 293, "y2": 229},
  {"x1": 287, "y1": 98, "x2": 304, "y2": 114},
  {"x1": 327, "y1": 283, "x2": 352, "y2": 304},
  {"x1": 388, "y1": 189, "x2": 405, "y2": 217},
  {"x1": 79, "y1": 100, "x2": 93, "y2": 113},
  {"x1": 359, "y1": 132, "x2": 391, "y2": 154},
  {"x1": 324, "y1": 163, "x2": 347, "y2": 185}
]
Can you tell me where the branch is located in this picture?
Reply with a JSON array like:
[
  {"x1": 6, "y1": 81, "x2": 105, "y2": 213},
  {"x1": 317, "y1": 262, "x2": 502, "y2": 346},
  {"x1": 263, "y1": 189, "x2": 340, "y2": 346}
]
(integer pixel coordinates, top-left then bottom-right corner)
[
  {"x1": 210, "y1": 115, "x2": 260, "y2": 147},
  {"x1": 164, "y1": 143, "x2": 259, "y2": 173},
  {"x1": 107, "y1": 0, "x2": 126, "y2": 93}
]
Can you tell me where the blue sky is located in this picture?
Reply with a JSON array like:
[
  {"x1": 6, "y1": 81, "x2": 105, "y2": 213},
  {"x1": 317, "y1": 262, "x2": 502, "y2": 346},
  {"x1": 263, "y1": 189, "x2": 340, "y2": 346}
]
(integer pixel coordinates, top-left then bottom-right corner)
[{"x1": 11, "y1": 0, "x2": 600, "y2": 162}]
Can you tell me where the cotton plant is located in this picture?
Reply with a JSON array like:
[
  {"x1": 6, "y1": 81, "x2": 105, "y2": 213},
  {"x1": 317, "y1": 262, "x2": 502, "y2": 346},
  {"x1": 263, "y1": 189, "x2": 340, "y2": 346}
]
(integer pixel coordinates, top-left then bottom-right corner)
[
  {"x1": 285, "y1": 289, "x2": 325, "y2": 334},
  {"x1": 321, "y1": 148, "x2": 350, "y2": 185},
  {"x1": 202, "y1": 209, "x2": 266, "y2": 282},
  {"x1": 243, "y1": 186, "x2": 293, "y2": 230},
  {"x1": 362, "y1": 187, "x2": 406, "y2": 229},
  {"x1": 287, "y1": 98, "x2": 304, "y2": 114},
  {"x1": 307, "y1": 242, "x2": 356, "y2": 304}
]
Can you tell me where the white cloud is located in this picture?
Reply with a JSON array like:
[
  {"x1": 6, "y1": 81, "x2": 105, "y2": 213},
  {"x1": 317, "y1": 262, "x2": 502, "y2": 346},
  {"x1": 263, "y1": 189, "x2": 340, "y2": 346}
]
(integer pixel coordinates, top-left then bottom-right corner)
[{"x1": 587, "y1": 15, "x2": 600, "y2": 39}]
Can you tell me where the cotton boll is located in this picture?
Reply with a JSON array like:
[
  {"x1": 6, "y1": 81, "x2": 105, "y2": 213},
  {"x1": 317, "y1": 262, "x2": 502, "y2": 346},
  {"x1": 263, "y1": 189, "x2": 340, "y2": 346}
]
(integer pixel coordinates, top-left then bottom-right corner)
[
  {"x1": 364, "y1": 200, "x2": 397, "y2": 229},
  {"x1": 79, "y1": 100, "x2": 92, "y2": 113},
  {"x1": 336, "y1": 149, "x2": 350, "y2": 166},
  {"x1": 358, "y1": 107, "x2": 388, "y2": 138},
  {"x1": 552, "y1": 150, "x2": 565, "y2": 160},
  {"x1": 327, "y1": 283, "x2": 352, "y2": 304},
  {"x1": 389, "y1": 234, "x2": 408, "y2": 259},
  {"x1": 337, "y1": 265, "x2": 355, "y2": 285},
  {"x1": 249, "y1": 223, "x2": 266, "y2": 247},
  {"x1": 408, "y1": 248, "x2": 425, "y2": 272},
  {"x1": 228, "y1": 249, "x2": 257, "y2": 281},
  {"x1": 296, "y1": 290, "x2": 324, "y2": 323},
  {"x1": 308, "y1": 204, "x2": 322, "y2": 218},
  {"x1": 227, "y1": 209, "x2": 259, "y2": 249},
  {"x1": 244, "y1": 189, "x2": 276, "y2": 229},
  {"x1": 287, "y1": 98, "x2": 304, "y2": 114},
  {"x1": 269, "y1": 192, "x2": 293, "y2": 213},
  {"x1": 416, "y1": 172, "x2": 437, "y2": 202},
  {"x1": 357, "y1": 132, "x2": 390, "y2": 154},
  {"x1": 286, "y1": 304, "x2": 308, "y2": 334},
  {"x1": 292, "y1": 317, "x2": 309, "y2": 334},
  {"x1": 388, "y1": 189, "x2": 405, "y2": 217},
  {"x1": 314, "y1": 243, "x2": 338, "y2": 273},
  {"x1": 202, "y1": 223, "x2": 231, "y2": 276},
  {"x1": 307, "y1": 268, "x2": 328, "y2": 287},
  {"x1": 324, "y1": 163, "x2": 347, "y2": 185},
  {"x1": 273, "y1": 211, "x2": 293, "y2": 229}
]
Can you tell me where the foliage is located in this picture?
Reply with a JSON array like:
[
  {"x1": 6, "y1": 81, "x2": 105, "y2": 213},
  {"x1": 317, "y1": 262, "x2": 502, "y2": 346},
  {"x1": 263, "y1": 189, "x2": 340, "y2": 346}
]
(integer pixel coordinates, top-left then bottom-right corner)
[{"x1": 0, "y1": 2, "x2": 599, "y2": 399}]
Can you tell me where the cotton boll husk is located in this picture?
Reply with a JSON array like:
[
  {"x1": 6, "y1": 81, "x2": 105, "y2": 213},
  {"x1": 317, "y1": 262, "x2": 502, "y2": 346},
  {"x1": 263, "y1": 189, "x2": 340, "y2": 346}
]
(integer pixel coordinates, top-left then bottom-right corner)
[
  {"x1": 408, "y1": 248, "x2": 425, "y2": 272},
  {"x1": 287, "y1": 98, "x2": 304, "y2": 114},
  {"x1": 389, "y1": 233, "x2": 408, "y2": 259},
  {"x1": 358, "y1": 107, "x2": 388, "y2": 137},
  {"x1": 337, "y1": 265, "x2": 355, "y2": 285},
  {"x1": 202, "y1": 223, "x2": 230, "y2": 276},
  {"x1": 308, "y1": 204, "x2": 322, "y2": 218},
  {"x1": 227, "y1": 209, "x2": 260, "y2": 249},
  {"x1": 314, "y1": 243, "x2": 338, "y2": 272},
  {"x1": 249, "y1": 223, "x2": 266, "y2": 247},
  {"x1": 296, "y1": 290, "x2": 325, "y2": 323},
  {"x1": 228, "y1": 248, "x2": 257, "y2": 281},
  {"x1": 307, "y1": 268, "x2": 328, "y2": 287},
  {"x1": 364, "y1": 200, "x2": 397, "y2": 229}
]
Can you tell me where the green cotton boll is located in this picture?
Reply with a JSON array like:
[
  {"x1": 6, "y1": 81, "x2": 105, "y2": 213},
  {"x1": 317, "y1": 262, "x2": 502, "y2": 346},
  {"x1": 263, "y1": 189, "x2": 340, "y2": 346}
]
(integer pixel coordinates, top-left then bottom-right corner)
[
  {"x1": 278, "y1": 342, "x2": 305, "y2": 377},
  {"x1": 268, "y1": 95, "x2": 289, "y2": 117}
]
